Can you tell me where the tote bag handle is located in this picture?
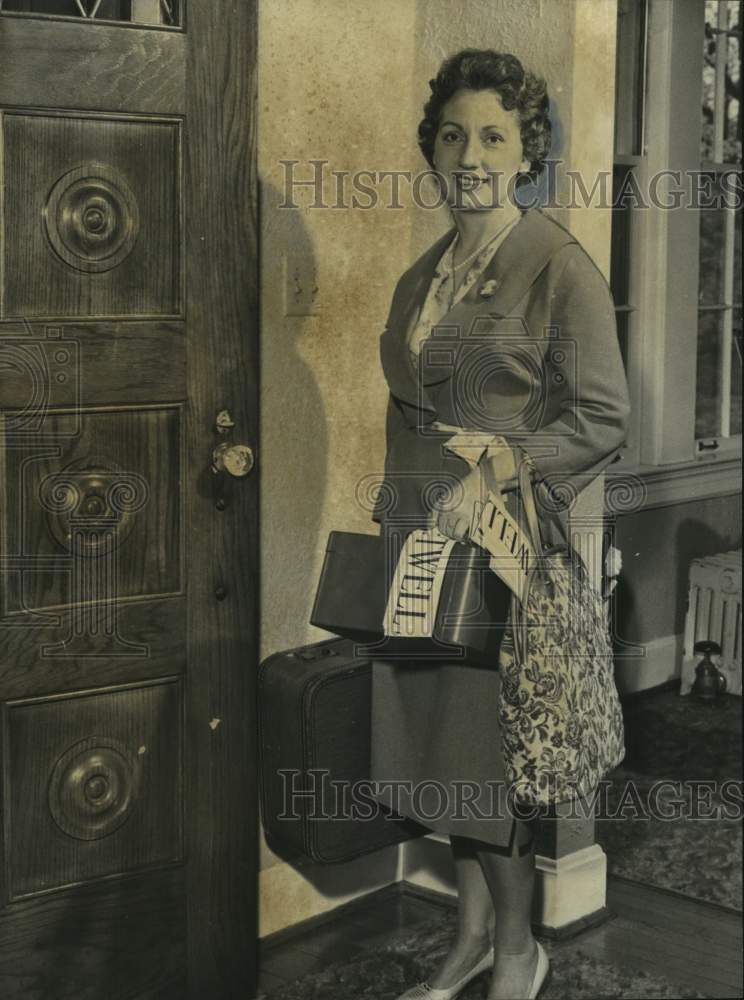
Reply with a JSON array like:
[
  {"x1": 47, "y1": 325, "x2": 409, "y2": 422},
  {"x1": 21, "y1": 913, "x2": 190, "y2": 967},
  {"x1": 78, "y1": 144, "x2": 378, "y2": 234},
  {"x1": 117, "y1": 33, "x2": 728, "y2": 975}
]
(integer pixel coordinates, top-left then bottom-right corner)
[
  {"x1": 509, "y1": 456, "x2": 563, "y2": 666},
  {"x1": 515, "y1": 455, "x2": 544, "y2": 556}
]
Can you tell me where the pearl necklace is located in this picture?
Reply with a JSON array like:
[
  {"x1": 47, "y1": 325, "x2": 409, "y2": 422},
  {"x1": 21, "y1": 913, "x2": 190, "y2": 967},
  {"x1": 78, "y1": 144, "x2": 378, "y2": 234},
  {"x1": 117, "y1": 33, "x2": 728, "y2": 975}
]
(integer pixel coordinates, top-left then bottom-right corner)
[{"x1": 451, "y1": 214, "x2": 519, "y2": 271}]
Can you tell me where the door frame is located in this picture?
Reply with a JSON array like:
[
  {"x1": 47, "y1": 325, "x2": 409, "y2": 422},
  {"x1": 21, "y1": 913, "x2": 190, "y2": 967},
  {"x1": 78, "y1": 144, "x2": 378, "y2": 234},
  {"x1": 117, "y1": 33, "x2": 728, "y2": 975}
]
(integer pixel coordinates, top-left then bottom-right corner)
[{"x1": 184, "y1": 2, "x2": 259, "y2": 995}]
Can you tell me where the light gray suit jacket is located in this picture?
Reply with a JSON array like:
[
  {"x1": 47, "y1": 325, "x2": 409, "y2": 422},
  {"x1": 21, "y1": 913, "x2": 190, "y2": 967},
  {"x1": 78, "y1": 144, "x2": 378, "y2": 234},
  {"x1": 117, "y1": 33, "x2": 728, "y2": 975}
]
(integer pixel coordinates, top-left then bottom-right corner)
[{"x1": 372, "y1": 207, "x2": 631, "y2": 547}]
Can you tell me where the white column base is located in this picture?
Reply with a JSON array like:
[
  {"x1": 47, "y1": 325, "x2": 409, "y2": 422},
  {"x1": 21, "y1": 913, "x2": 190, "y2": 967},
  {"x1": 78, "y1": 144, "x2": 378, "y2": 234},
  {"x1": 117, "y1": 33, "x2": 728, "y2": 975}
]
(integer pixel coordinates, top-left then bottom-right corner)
[
  {"x1": 534, "y1": 843, "x2": 607, "y2": 931},
  {"x1": 258, "y1": 835, "x2": 609, "y2": 940}
]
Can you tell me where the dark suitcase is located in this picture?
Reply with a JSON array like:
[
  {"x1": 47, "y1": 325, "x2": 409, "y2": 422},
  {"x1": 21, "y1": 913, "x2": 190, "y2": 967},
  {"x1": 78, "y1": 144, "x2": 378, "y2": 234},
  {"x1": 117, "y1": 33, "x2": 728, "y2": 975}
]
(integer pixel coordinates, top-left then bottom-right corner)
[
  {"x1": 311, "y1": 530, "x2": 511, "y2": 665},
  {"x1": 258, "y1": 637, "x2": 425, "y2": 864}
]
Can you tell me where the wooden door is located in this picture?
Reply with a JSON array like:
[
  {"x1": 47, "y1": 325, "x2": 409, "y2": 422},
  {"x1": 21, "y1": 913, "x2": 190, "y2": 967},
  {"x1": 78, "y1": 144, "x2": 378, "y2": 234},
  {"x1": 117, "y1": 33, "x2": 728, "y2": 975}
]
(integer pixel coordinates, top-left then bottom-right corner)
[{"x1": 0, "y1": 3, "x2": 259, "y2": 997}]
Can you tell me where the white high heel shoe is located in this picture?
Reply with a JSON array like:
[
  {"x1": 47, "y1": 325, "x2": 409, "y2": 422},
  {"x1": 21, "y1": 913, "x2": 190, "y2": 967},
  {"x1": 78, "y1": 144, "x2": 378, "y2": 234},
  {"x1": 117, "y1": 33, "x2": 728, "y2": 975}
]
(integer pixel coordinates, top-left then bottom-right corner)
[
  {"x1": 527, "y1": 941, "x2": 549, "y2": 999},
  {"x1": 396, "y1": 944, "x2": 495, "y2": 1000}
]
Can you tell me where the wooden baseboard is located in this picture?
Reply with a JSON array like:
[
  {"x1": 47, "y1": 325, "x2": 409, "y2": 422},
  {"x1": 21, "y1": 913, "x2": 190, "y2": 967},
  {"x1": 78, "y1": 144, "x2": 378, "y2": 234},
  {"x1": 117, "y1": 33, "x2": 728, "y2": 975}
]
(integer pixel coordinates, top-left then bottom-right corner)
[
  {"x1": 533, "y1": 905, "x2": 612, "y2": 939},
  {"x1": 620, "y1": 676, "x2": 681, "y2": 703},
  {"x1": 259, "y1": 881, "x2": 403, "y2": 950},
  {"x1": 259, "y1": 874, "x2": 613, "y2": 956},
  {"x1": 258, "y1": 839, "x2": 401, "y2": 939},
  {"x1": 608, "y1": 872, "x2": 744, "y2": 916},
  {"x1": 615, "y1": 633, "x2": 683, "y2": 696}
]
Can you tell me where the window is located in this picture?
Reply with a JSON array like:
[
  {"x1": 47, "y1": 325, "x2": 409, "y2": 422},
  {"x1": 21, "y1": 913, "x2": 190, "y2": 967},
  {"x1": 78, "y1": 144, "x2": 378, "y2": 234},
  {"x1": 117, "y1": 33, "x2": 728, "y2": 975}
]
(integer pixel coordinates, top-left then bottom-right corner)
[
  {"x1": 697, "y1": 0, "x2": 741, "y2": 442},
  {"x1": 610, "y1": 0, "x2": 649, "y2": 465},
  {"x1": 0, "y1": 0, "x2": 181, "y2": 27},
  {"x1": 610, "y1": 0, "x2": 742, "y2": 504}
]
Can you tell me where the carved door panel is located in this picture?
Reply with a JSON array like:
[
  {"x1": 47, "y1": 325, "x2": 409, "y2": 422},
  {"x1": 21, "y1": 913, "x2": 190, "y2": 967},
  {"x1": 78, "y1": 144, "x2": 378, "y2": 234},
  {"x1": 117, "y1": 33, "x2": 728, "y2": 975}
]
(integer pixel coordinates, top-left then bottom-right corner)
[{"x1": 0, "y1": 4, "x2": 258, "y2": 998}]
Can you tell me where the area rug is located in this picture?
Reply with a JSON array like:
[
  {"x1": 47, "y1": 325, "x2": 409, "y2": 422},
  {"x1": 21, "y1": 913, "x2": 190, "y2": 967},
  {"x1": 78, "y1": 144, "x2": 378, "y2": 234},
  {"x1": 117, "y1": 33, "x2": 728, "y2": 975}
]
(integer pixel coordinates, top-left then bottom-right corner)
[
  {"x1": 259, "y1": 912, "x2": 707, "y2": 999},
  {"x1": 596, "y1": 688, "x2": 742, "y2": 910}
]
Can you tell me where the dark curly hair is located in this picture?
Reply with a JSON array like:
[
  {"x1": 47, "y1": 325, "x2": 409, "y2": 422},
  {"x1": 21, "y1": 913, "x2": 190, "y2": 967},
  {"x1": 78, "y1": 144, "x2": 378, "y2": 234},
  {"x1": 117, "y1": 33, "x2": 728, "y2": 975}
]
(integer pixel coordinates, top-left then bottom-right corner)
[{"x1": 418, "y1": 49, "x2": 552, "y2": 179}]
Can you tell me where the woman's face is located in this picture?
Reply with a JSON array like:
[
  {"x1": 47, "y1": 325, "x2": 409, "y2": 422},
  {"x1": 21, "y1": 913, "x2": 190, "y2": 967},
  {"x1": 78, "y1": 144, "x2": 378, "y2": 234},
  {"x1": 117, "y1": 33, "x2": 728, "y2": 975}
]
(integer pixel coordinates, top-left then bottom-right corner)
[{"x1": 432, "y1": 88, "x2": 531, "y2": 211}]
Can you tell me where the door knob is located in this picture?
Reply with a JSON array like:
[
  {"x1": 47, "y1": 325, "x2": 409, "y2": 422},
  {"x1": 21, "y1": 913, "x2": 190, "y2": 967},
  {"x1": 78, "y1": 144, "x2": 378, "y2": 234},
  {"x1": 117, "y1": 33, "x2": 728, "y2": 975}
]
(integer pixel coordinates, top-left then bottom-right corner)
[{"x1": 211, "y1": 442, "x2": 255, "y2": 477}]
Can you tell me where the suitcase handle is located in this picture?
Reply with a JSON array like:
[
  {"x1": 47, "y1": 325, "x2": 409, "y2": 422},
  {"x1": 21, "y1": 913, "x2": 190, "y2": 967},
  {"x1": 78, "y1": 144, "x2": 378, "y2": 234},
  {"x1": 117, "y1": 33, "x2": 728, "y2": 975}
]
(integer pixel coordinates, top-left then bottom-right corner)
[{"x1": 292, "y1": 644, "x2": 340, "y2": 662}]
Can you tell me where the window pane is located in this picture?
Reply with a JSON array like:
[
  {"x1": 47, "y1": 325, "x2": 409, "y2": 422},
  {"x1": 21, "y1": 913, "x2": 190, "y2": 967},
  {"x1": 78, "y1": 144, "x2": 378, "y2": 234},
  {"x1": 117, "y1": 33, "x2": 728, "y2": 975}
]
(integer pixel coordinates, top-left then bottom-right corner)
[
  {"x1": 698, "y1": 187, "x2": 727, "y2": 306},
  {"x1": 615, "y1": 309, "x2": 630, "y2": 371},
  {"x1": 611, "y1": 165, "x2": 633, "y2": 308},
  {"x1": 725, "y1": 0, "x2": 741, "y2": 162},
  {"x1": 614, "y1": 0, "x2": 647, "y2": 156},
  {"x1": 2, "y1": 1, "x2": 89, "y2": 12},
  {"x1": 703, "y1": 0, "x2": 742, "y2": 163},
  {"x1": 0, "y1": 0, "x2": 179, "y2": 23},
  {"x1": 698, "y1": 209, "x2": 725, "y2": 305},
  {"x1": 735, "y1": 207, "x2": 742, "y2": 304},
  {"x1": 695, "y1": 8, "x2": 740, "y2": 445},
  {"x1": 702, "y1": 1, "x2": 720, "y2": 161},
  {"x1": 611, "y1": 165, "x2": 633, "y2": 376},
  {"x1": 697, "y1": 172, "x2": 737, "y2": 308},
  {"x1": 1, "y1": 0, "x2": 127, "y2": 14},
  {"x1": 732, "y1": 308, "x2": 743, "y2": 435},
  {"x1": 695, "y1": 309, "x2": 723, "y2": 438}
]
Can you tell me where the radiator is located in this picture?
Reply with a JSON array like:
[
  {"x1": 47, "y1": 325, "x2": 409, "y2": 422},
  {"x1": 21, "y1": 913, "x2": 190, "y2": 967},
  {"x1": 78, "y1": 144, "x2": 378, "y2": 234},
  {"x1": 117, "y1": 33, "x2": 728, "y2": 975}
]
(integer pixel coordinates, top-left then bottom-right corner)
[{"x1": 681, "y1": 549, "x2": 742, "y2": 696}]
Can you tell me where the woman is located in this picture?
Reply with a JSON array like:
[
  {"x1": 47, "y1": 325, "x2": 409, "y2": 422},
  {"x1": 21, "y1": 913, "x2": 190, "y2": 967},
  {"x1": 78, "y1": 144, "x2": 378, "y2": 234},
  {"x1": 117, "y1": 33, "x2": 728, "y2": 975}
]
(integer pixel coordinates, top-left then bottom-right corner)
[{"x1": 368, "y1": 49, "x2": 630, "y2": 1000}]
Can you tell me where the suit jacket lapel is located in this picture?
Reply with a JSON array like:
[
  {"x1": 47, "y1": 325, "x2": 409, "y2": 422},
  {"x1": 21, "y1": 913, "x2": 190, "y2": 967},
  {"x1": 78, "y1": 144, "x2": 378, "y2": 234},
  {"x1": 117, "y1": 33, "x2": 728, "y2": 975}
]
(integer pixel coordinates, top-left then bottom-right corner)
[
  {"x1": 379, "y1": 227, "x2": 454, "y2": 415},
  {"x1": 443, "y1": 208, "x2": 576, "y2": 321},
  {"x1": 419, "y1": 209, "x2": 578, "y2": 386},
  {"x1": 380, "y1": 208, "x2": 578, "y2": 402}
]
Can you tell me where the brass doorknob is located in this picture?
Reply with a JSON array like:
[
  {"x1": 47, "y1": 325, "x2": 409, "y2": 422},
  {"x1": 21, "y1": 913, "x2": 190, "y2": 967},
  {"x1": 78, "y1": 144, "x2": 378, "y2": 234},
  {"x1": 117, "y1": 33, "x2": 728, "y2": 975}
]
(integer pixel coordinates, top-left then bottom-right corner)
[{"x1": 211, "y1": 442, "x2": 255, "y2": 477}]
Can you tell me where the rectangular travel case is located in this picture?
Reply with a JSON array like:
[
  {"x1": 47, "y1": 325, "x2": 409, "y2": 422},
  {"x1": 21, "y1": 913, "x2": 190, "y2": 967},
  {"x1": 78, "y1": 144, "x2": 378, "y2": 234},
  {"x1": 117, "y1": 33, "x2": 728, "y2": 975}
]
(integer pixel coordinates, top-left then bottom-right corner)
[
  {"x1": 311, "y1": 530, "x2": 511, "y2": 665},
  {"x1": 258, "y1": 637, "x2": 425, "y2": 864}
]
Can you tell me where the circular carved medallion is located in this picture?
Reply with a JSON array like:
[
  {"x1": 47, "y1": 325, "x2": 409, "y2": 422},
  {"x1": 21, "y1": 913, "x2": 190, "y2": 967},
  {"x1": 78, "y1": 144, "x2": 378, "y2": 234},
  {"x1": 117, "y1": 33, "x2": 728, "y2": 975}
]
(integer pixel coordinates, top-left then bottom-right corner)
[
  {"x1": 44, "y1": 163, "x2": 140, "y2": 273},
  {"x1": 48, "y1": 736, "x2": 141, "y2": 841},
  {"x1": 39, "y1": 457, "x2": 149, "y2": 558}
]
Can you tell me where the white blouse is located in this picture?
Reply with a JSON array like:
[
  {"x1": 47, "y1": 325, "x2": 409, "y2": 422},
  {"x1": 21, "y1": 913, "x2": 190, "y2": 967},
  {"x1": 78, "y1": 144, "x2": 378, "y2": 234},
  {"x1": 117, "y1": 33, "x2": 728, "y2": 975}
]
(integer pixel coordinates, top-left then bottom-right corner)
[
  {"x1": 406, "y1": 211, "x2": 521, "y2": 368},
  {"x1": 405, "y1": 212, "x2": 524, "y2": 484}
]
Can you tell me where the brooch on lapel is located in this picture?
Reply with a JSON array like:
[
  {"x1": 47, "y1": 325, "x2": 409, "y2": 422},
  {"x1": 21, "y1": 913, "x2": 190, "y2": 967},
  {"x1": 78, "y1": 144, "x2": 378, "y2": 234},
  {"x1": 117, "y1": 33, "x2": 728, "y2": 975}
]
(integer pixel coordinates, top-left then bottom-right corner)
[{"x1": 479, "y1": 279, "x2": 499, "y2": 298}]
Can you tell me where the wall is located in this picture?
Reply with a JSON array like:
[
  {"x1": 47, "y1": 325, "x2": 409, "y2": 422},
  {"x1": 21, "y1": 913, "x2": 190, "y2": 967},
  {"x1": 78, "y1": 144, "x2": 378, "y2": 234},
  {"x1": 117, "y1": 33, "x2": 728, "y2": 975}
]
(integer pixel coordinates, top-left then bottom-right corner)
[
  {"x1": 613, "y1": 493, "x2": 742, "y2": 692},
  {"x1": 410, "y1": 0, "x2": 576, "y2": 258},
  {"x1": 258, "y1": 0, "x2": 418, "y2": 882},
  {"x1": 258, "y1": 0, "x2": 618, "y2": 889},
  {"x1": 412, "y1": 0, "x2": 618, "y2": 267},
  {"x1": 259, "y1": 0, "x2": 418, "y2": 667}
]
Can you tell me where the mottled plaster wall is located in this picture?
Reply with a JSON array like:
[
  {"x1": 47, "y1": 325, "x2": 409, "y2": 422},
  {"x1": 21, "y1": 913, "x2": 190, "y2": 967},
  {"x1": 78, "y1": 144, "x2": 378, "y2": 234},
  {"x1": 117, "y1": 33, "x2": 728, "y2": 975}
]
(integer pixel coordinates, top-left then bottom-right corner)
[
  {"x1": 259, "y1": 0, "x2": 418, "y2": 669},
  {"x1": 258, "y1": 0, "x2": 419, "y2": 876},
  {"x1": 258, "y1": 0, "x2": 618, "y2": 875}
]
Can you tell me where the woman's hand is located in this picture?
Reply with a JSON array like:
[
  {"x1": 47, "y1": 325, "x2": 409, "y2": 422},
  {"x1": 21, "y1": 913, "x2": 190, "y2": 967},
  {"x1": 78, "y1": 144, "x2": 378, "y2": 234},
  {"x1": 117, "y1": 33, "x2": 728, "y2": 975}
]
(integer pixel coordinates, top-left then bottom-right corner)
[{"x1": 434, "y1": 468, "x2": 483, "y2": 542}]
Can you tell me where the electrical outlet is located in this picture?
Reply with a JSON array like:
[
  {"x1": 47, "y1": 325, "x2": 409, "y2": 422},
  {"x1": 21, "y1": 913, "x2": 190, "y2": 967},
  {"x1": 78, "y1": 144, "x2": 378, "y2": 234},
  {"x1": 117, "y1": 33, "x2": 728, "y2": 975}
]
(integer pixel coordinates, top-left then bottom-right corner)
[{"x1": 284, "y1": 254, "x2": 320, "y2": 316}]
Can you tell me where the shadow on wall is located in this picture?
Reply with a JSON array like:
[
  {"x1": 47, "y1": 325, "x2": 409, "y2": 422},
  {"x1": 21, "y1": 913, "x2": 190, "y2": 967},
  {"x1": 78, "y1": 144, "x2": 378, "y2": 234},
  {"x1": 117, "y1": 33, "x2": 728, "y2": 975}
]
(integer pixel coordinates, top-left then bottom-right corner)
[
  {"x1": 260, "y1": 181, "x2": 328, "y2": 657},
  {"x1": 612, "y1": 500, "x2": 742, "y2": 650},
  {"x1": 515, "y1": 98, "x2": 565, "y2": 213}
]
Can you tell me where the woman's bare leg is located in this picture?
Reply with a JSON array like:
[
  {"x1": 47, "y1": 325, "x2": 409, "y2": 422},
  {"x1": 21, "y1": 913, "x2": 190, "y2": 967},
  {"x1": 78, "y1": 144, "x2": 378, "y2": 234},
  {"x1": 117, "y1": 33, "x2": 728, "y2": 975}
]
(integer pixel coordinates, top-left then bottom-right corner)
[
  {"x1": 427, "y1": 834, "x2": 495, "y2": 988},
  {"x1": 477, "y1": 824, "x2": 539, "y2": 1000}
]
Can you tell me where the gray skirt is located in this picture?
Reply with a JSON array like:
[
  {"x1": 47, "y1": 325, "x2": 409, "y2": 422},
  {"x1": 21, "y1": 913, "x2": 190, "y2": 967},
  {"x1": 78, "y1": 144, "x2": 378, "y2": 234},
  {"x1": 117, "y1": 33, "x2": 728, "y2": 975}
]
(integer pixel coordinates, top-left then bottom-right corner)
[{"x1": 369, "y1": 655, "x2": 526, "y2": 849}]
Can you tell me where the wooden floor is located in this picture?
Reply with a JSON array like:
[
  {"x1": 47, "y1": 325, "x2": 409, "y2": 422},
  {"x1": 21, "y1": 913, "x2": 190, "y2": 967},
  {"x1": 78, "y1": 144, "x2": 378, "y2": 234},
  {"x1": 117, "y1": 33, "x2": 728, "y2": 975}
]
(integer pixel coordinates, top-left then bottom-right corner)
[{"x1": 258, "y1": 876, "x2": 744, "y2": 998}]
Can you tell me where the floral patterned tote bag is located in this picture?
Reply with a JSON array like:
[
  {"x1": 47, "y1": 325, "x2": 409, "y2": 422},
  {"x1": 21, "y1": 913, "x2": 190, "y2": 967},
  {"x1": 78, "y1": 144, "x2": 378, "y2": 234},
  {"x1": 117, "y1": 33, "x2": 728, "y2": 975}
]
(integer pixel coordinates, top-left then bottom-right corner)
[{"x1": 488, "y1": 458, "x2": 625, "y2": 809}]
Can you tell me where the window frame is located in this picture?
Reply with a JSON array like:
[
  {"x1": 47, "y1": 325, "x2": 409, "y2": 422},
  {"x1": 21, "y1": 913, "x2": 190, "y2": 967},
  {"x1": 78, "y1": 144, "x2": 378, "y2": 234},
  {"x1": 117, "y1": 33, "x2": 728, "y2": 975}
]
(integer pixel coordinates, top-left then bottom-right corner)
[
  {"x1": 611, "y1": 0, "x2": 741, "y2": 506},
  {"x1": 0, "y1": 0, "x2": 183, "y2": 29}
]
